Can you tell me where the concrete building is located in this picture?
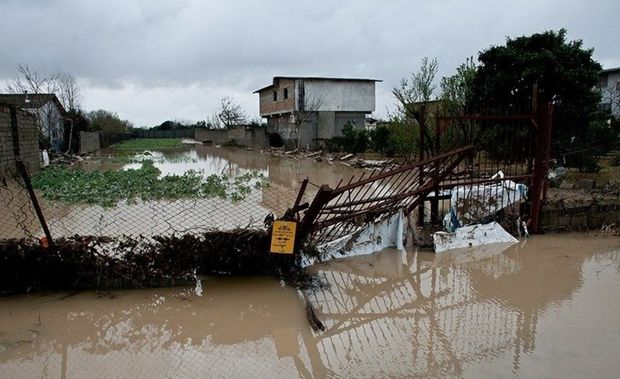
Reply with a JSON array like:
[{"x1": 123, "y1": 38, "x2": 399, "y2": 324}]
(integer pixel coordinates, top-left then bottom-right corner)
[
  {"x1": 598, "y1": 67, "x2": 620, "y2": 118},
  {"x1": 0, "y1": 93, "x2": 67, "y2": 152},
  {"x1": 254, "y1": 77, "x2": 380, "y2": 149}
]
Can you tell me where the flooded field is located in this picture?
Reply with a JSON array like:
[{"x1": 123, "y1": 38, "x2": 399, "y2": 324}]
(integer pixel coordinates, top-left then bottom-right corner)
[
  {"x1": 1, "y1": 145, "x2": 363, "y2": 239},
  {"x1": 1, "y1": 233, "x2": 619, "y2": 378}
]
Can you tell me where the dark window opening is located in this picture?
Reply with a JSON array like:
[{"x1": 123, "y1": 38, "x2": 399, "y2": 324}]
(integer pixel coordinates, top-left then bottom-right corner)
[
  {"x1": 283, "y1": 88, "x2": 288, "y2": 100},
  {"x1": 273, "y1": 91, "x2": 278, "y2": 101}
]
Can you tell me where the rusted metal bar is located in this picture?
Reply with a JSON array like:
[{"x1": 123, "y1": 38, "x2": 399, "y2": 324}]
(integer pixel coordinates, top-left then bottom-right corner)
[
  {"x1": 529, "y1": 102, "x2": 554, "y2": 234},
  {"x1": 332, "y1": 146, "x2": 473, "y2": 195},
  {"x1": 437, "y1": 174, "x2": 534, "y2": 189},
  {"x1": 9, "y1": 105, "x2": 53, "y2": 244},
  {"x1": 418, "y1": 109, "x2": 426, "y2": 226},
  {"x1": 293, "y1": 177, "x2": 309, "y2": 209},
  {"x1": 297, "y1": 184, "x2": 334, "y2": 244}
]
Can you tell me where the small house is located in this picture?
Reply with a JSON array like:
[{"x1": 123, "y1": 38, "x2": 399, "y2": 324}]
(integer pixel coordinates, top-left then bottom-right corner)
[
  {"x1": 254, "y1": 77, "x2": 380, "y2": 149},
  {"x1": 0, "y1": 93, "x2": 67, "y2": 152}
]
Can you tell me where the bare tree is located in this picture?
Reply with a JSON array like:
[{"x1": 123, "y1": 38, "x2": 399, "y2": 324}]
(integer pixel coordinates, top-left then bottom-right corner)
[
  {"x1": 6, "y1": 64, "x2": 82, "y2": 111},
  {"x1": 217, "y1": 96, "x2": 247, "y2": 128},
  {"x1": 600, "y1": 84, "x2": 620, "y2": 116},
  {"x1": 291, "y1": 95, "x2": 323, "y2": 149},
  {"x1": 57, "y1": 72, "x2": 81, "y2": 112},
  {"x1": 5, "y1": 64, "x2": 59, "y2": 95},
  {"x1": 206, "y1": 112, "x2": 222, "y2": 129}
]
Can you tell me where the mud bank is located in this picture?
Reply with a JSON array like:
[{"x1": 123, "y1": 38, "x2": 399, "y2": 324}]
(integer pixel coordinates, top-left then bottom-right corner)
[{"x1": 0, "y1": 230, "x2": 309, "y2": 294}]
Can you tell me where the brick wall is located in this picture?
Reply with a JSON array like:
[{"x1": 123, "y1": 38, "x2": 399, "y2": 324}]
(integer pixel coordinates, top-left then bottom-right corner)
[
  {"x1": 0, "y1": 106, "x2": 40, "y2": 176},
  {"x1": 79, "y1": 131, "x2": 101, "y2": 154},
  {"x1": 259, "y1": 78, "x2": 296, "y2": 116}
]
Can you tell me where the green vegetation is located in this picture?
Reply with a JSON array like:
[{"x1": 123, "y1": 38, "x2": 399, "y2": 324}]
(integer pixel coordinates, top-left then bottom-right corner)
[
  {"x1": 111, "y1": 138, "x2": 185, "y2": 150},
  {"x1": 32, "y1": 161, "x2": 266, "y2": 207},
  {"x1": 110, "y1": 151, "x2": 198, "y2": 164},
  {"x1": 325, "y1": 122, "x2": 418, "y2": 158}
]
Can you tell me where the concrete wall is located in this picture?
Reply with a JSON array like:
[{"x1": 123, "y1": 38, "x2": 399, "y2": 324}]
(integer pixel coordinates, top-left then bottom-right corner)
[
  {"x1": 304, "y1": 80, "x2": 376, "y2": 113},
  {"x1": 542, "y1": 201, "x2": 620, "y2": 231},
  {"x1": 268, "y1": 111, "x2": 366, "y2": 148},
  {"x1": 334, "y1": 112, "x2": 366, "y2": 134},
  {"x1": 0, "y1": 106, "x2": 40, "y2": 176},
  {"x1": 266, "y1": 113, "x2": 318, "y2": 149},
  {"x1": 79, "y1": 131, "x2": 101, "y2": 154},
  {"x1": 195, "y1": 127, "x2": 267, "y2": 148}
]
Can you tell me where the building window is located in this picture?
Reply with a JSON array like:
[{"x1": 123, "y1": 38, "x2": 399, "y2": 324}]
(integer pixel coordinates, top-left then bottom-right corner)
[
  {"x1": 273, "y1": 90, "x2": 278, "y2": 101},
  {"x1": 283, "y1": 88, "x2": 288, "y2": 100}
]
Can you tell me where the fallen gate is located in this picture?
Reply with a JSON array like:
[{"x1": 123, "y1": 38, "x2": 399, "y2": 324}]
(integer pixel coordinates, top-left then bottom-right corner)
[{"x1": 288, "y1": 101, "x2": 553, "y2": 251}]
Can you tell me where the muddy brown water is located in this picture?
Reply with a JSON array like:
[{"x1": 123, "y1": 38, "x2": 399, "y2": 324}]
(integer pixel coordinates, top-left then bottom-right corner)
[{"x1": 1, "y1": 234, "x2": 619, "y2": 378}]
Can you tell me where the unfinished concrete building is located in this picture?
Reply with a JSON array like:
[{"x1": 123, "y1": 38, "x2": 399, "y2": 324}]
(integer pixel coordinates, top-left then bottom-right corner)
[{"x1": 254, "y1": 77, "x2": 380, "y2": 149}]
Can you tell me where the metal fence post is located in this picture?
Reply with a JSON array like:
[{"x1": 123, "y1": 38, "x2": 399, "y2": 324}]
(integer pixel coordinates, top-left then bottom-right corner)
[
  {"x1": 530, "y1": 102, "x2": 553, "y2": 234},
  {"x1": 9, "y1": 105, "x2": 53, "y2": 244}
]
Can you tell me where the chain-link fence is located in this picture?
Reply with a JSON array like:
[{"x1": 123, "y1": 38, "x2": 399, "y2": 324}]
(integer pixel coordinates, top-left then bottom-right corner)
[{"x1": 0, "y1": 105, "x2": 322, "y2": 291}]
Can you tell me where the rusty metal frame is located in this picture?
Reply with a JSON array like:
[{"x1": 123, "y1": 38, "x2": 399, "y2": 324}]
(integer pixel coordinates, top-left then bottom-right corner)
[{"x1": 295, "y1": 146, "x2": 473, "y2": 246}]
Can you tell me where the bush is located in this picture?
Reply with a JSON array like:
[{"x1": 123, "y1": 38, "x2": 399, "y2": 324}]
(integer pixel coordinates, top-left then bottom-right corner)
[{"x1": 325, "y1": 122, "x2": 369, "y2": 153}]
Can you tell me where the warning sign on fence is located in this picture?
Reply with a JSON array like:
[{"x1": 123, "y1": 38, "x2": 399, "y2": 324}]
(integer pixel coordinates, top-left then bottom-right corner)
[{"x1": 270, "y1": 220, "x2": 297, "y2": 254}]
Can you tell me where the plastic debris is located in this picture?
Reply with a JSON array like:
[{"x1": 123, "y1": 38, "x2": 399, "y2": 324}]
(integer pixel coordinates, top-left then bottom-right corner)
[{"x1": 433, "y1": 222, "x2": 518, "y2": 253}]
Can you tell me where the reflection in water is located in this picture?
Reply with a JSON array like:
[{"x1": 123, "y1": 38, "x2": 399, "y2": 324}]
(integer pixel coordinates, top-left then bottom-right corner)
[{"x1": 1, "y1": 234, "x2": 619, "y2": 378}]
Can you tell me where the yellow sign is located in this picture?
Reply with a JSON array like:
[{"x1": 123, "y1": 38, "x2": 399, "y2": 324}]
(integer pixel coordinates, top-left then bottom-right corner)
[{"x1": 270, "y1": 220, "x2": 297, "y2": 254}]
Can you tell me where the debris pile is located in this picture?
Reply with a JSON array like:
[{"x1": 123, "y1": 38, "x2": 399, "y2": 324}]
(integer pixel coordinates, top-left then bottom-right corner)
[{"x1": 0, "y1": 229, "x2": 317, "y2": 295}]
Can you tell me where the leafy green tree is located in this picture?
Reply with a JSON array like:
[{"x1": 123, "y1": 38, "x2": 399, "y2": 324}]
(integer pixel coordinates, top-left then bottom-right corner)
[
  {"x1": 440, "y1": 57, "x2": 476, "y2": 116},
  {"x1": 470, "y1": 29, "x2": 602, "y2": 152},
  {"x1": 88, "y1": 110, "x2": 133, "y2": 134}
]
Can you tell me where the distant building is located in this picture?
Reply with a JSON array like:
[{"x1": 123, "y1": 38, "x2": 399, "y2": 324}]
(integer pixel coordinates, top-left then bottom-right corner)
[
  {"x1": 597, "y1": 67, "x2": 620, "y2": 118},
  {"x1": 254, "y1": 77, "x2": 380, "y2": 149},
  {"x1": 0, "y1": 93, "x2": 67, "y2": 152}
]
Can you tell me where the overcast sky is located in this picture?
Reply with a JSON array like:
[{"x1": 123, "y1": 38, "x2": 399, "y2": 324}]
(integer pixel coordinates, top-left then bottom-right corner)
[{"x1": 1, "y1": 0, "x2": 618, "y2": 127}]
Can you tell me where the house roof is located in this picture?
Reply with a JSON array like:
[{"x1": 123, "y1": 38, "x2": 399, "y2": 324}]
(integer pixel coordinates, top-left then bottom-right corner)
[
  {"x1": 601, "y1": 67, "x2": 620, "y2": 75},
  {"x1": 254, "y1": 76, "x2": 382, "y2": 93},
  {"x1": 0, "y1": 93, "x2": 67, "y2": 115}
]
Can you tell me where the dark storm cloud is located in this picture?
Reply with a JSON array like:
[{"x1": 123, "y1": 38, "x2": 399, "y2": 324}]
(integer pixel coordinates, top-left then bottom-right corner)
[{"x1": 1, "y1": 0, "x2": 618, "y2": 125}]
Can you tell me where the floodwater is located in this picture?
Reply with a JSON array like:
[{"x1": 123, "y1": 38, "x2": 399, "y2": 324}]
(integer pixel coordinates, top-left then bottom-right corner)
[
  {"x1": 3, "y1": 145, "x2": 364, "y2": 239},
  {"x1": 1, "y1": 233, "x2": 619, "y2": 378}
]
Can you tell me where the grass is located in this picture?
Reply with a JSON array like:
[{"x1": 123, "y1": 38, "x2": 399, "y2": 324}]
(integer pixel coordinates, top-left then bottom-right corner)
[
  {"x1": 32, "y1": 160, "x2": 266, "y2": 207},
  {"x1": 111, "y1": 138, "x2": 185, "y2": 150}
]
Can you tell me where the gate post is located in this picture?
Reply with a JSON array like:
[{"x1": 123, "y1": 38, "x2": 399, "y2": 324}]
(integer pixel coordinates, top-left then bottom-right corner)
[
  {"x1": 529, "y1": 102, "x2": 553, "y2": 234},
  {"x1": 417, "y1": 106, "x2": 426, "y2": 226}
]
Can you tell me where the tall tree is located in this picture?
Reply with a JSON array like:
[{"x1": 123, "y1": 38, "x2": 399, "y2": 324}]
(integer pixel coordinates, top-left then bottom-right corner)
[
  {"x1": 470, "y1": 29, "x2": 602, "y2": 151},
  {"x1": 392, "y1": 57, "x2": 438, "y2": 120},
  {"x1": 217, "y1": 96, "x2": 247, "y2": 128},
  {"x1": 88, "y1": 110, "x2": 133, "y2": 134}
]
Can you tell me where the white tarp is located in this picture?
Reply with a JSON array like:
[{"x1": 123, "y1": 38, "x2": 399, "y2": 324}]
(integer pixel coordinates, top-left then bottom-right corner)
[
  {"x1": 433, "y1": 221, "x2": 518, "y2": 253},
  {"x1": 301, "y1": 211, "x2": 405, "y2": 267},
  {"x1": 443, "y1": 171, "x2": 527, "y2": 231}
]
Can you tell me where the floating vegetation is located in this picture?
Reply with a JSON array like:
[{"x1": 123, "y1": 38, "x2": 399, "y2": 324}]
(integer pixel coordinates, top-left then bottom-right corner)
[
  {"x1": 110, "y1": 152, "x2": 198, "y2": 164},
  {"x1": 111, "y1": 138, "x2": 185, "y2": 150},
  {"x1": 32, "y1": 160, "x2": 267, "y2": 207}
]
